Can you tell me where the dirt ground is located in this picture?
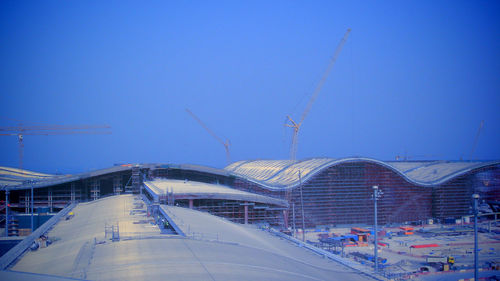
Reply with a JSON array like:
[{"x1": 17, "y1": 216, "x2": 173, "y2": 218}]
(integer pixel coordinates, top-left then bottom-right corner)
[{"x1": 295, "y1": 221, "x2": 500, "y2": 278}]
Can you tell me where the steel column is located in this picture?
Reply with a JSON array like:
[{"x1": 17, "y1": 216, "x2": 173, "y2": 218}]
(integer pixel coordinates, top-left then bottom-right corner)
[
  {"x1": 244, "y1": 203, "x2": 248, "y2": 224},
  {"x1": 299, "y1": 171, "x2": 305, "y2": 242},
  {"x1": 31, "y1": 181, "x2": 34, "y2": 232},
  {"x1": 5, "y1": 189, "x2": 9, "y2": 237}
]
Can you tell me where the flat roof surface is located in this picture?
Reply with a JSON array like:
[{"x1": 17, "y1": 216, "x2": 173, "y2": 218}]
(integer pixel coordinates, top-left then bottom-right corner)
[
  {"x1": 144, "y1": 179, "x2": 288, "y2": 206},
  {"x1": 9, "y1": 195, "x2": 367, "y2": 281}
]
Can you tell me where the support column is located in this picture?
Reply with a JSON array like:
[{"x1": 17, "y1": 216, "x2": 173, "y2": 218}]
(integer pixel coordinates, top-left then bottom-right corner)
[
  {"x1": 244, "y1": 202, "x2": 248, "y2": 225},
  {"x1": 25, "y1": 190, "x2": 29, "y2": 214},
  {"x1": 91, "y1": 179, "x2": 100, "y2": 201},
  {"x1": 189, "y1": 199, "x2": 194, "y2": 209},
  {"x1": 113, "y1": 176, "x2": 122, "y2": 195},
  {"x1": 283, "y1": 210, "x2": 289, "y2": 229},
  {"x1": 31, "y1": 182, "x2": 34, "y2": 232},
  {"x1": 5, "y1": 189, "x2": 9, "y2": 237},
  {"x1": 48, "y1": 187, "x2": 53, "y2": 213},
  {"x1": 71, "y1": 182, "x2": 76, "y2": 203}
]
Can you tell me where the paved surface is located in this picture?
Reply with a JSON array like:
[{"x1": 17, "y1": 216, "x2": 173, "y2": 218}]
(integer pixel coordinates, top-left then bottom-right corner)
[
  {"x1": 0, "y1": 270, "x2": 83, "y2": 280},
  {"x1": 417, "y1": 269, "x2": 500, "y2": 281},
  {"x1": 10, "y1": 195, "x2": 370, "y2": 281}
]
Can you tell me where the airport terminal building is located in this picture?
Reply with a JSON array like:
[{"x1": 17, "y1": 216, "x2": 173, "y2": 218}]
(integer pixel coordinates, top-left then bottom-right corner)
[{"x1": 1, "y1": 157, "x2": 499, "y2": 230}]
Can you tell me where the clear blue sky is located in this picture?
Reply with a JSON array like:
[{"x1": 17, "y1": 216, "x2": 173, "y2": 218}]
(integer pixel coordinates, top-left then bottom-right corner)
[{"x1": 1, "y1": 1, "x2": 499, "y2": 173}]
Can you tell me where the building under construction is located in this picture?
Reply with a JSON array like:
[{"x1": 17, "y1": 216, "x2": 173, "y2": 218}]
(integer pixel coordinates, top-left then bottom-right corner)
[
  {"x1": 1, "y1": 157, "x2": 499, "y2": 233},
  {"x1": 225, "y1": 158, "x2": 500, "y2": 227}
]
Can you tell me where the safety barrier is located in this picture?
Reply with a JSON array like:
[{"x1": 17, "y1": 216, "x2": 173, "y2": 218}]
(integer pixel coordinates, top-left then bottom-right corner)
[{"x1": 0, "y1": 202, "x2": 76, "y2": 269}]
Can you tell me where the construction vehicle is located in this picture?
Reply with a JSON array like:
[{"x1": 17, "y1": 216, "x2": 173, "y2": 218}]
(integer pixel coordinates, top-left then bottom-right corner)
[
  {"x1": 426, "y1": 256, "x2": 455, "y2": 272},
  {"x1": 426, "y1": 256, "x2": 455, "y2": 264}
]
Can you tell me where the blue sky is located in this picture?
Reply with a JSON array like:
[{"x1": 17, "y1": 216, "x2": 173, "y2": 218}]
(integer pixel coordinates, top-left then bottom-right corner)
[{"x1": 0, "y1": 1, "x2": 499, "y2": 173}]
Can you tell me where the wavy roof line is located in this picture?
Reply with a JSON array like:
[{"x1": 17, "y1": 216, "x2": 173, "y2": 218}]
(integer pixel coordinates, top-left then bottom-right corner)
[
  {"x1": 2, "y1": 158, "x2": 499, "y2": 192},
  {"x1": 224, "y1": 158, "x2": 500, "y2": 190}
]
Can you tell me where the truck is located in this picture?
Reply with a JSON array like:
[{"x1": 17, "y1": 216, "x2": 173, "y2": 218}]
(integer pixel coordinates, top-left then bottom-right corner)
[{"x1": 426, "y1": 256, "x2": 455, "y2": 264}]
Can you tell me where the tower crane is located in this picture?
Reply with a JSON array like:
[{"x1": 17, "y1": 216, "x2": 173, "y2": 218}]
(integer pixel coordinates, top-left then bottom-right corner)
[
  {"x1": 0, "y1": 119, "x2": 111, "y2": 169},
  {"x1": 185, "y1": 109, "x2": 231, "y2": 165},
  {"x1": 469, "y1": 120, "x2": 484, "y2": 160},
  {"x1": 286, "y1": 28, "x2": 351, "y2": 161}
]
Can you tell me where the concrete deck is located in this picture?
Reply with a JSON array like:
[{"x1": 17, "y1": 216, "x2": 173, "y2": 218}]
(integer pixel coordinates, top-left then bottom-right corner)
[{"x1": 8, "y1": 195, "x2": 368, "y2": 281}]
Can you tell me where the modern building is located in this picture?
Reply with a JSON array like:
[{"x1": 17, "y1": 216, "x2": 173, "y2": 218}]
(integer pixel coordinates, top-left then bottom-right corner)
[
  {"x1": 1, "y1": 157, "x2": 499, "y2": 232},
  {"x1": 225, "y1": 158, "x2": 500, "y2": 227}
]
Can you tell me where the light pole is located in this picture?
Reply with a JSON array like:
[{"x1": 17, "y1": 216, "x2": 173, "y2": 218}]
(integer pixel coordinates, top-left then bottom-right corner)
[
  {"x1": 372, "y1": 185, "x2": 381, "y2": 273},
  {"x1": 292, "y1": 202, "x2": 296, "y2": 238},
  {"x1": 473, "y1": 193, "x2": 479, "y2": 281},
  {"x1": 299, "y1": 171, "x2": 306, "y2": 242}
]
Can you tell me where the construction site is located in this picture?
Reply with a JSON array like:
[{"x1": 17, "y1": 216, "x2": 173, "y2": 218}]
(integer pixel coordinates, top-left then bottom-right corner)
[
  {"x1": 0, "y1": 15, "x2": 498, "y2": 280},
  {"x1": 0, "y1": 156, "x2": 499, "y2": 280}
]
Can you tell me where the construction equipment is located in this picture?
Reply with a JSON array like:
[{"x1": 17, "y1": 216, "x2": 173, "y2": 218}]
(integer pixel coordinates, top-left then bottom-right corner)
[
  {"x1": 426, "y1": 256, "x2": 455, "y2": 265},
  {"x1": 395, "y1": 154, "x2": 437, "y2": 161},
  {"x1": 285, "y1": 28, "x2": 351, "y2": 160},
  {"x1": 0, "y1": 119, "x2": 111, "y2": 169},
  {"x1": 469, "y1": 120, "x2": 484, "y2": 160},
  {"x1": 185, "y1": 109, "x2": 231, "y2": 165}
]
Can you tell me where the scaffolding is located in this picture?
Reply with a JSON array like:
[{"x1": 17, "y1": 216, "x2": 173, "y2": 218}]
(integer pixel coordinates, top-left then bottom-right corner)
[
  {"x1": 175, "y1": 199, "x2": 285, "y2": 226},
  {"x1": 2, "y1": 162, "x2": 499, "y2": 231},
  {"x1": 19, "y1": 184, "x2": 82, "y2": 212},
  {"x1": 113, "y1": 176, "x2": 122, "y2": 195},
  {"x1": 90, "y1": 180, "x2": 100, "y2": 201},
  {"x1": 231, "y1": 161, "x2": 500, "y2": 227},
  {"x1": 131, "y1": 166, "x2": 141, "y2": 194}
]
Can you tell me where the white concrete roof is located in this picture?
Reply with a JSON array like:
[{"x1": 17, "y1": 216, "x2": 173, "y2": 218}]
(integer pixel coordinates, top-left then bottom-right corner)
[
  {"x1": 8, "y1": 195, "x2": 367, "y2": 281},
  {"x1": 144, "y1": 179, "x2": 288, "y2": 207}
]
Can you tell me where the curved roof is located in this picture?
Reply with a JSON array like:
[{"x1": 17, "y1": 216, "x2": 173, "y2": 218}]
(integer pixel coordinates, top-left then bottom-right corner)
[
  {"x1": 225, "y1": 158, "x2": 500, "y2": 190},
  {"x1": 0, "y1": 165, "x2": 134, "y2": 190},
  {"x1": 0, "y1": 163, "x2": 228, "y2": 191},
  {"x1": 0, "y1": 166, "x2": 66, "y2": 188},
  {"x1": 8, "y1": 195, "x2": 363, "y2": 281},
  {"x1": 3, "y1": 158, "x2": 499, "y2": 192}
]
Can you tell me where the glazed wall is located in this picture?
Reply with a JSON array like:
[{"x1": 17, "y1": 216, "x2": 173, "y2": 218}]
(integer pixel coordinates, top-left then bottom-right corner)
[{"x1": 230, "y1": 162, "x2": 500, "y2": 227}]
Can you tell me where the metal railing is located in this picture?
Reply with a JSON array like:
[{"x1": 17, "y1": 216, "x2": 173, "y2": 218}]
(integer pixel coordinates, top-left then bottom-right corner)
[{"x1": 0, "y1": 202, "x2": 77, "y2": 269}]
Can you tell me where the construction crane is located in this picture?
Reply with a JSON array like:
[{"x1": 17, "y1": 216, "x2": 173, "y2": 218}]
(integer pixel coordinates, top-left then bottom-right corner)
[
  {"x1": 285, "y1": 28, "x2": 351, "y2": 160},
  {"x1": 185, "y1": 108, "x2": 231, "y2": 165},
  {"x1": 469, "y1": 120, "x2": 484, "y2": 160},
  {"x1": 0, "y1": 119, "x2": 111, "y2": 169},
  {"x1": 395, "y1": 154, "x2": 438, "y2": 161}
]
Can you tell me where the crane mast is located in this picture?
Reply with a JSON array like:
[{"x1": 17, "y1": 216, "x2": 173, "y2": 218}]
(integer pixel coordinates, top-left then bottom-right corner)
[
  {"x1": 286, "y1": 28, "x2": 351, "y2": 160},
  {"x1": 185, "y1": 109, "x2": 231, "y2": 165},
  {"x1": 469, "y1": 120, "x2": 484, "y2": 160}
]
